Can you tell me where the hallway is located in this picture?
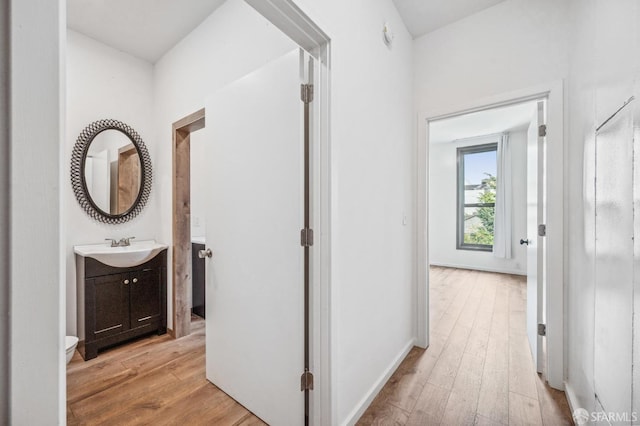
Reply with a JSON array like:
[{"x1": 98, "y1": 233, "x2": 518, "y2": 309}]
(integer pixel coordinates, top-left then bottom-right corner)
[{"x1": 358, "y1": 267, "x2": 572, "y2": 425}]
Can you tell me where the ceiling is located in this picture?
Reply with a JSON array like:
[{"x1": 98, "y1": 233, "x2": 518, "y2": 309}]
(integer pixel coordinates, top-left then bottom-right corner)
[
  {"x1": 392, "y1": 0, "x2": 508, "y2": 38},
  {"x1": 67, "y1": 0, "x2": 227, "y2": 63},
  {"x1": 67, "y1": 0, "x2": 508, "y2": 63},
  {"x1": 429, "y1": 101, "x2": 538, "y2": 144}
]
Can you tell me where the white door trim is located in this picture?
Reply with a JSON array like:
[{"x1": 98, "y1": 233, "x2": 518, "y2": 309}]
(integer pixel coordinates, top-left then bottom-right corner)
[
  {"x1": 244, "y1": 1, "x2": 332, "y2": 423},
  {"x1": 416, "y1": 81, "x2": 565, "y2": 390}
]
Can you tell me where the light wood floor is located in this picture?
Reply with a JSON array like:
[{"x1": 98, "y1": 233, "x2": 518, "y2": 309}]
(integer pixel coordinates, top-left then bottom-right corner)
[
  {"x1": 68, "y1": 267, "x2": 572, "y2": 425},
  {"x1": 67, "y1": 316, "x2": 265, "y2": 425},
  {"x1": 357, "y1": 266, "x2": 573, "y2": 425}
]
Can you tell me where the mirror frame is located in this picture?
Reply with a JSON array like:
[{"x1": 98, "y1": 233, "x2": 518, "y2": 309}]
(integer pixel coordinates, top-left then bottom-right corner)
[{"x1": 70, "y1": 119, "x2": 152, "y2": 224}]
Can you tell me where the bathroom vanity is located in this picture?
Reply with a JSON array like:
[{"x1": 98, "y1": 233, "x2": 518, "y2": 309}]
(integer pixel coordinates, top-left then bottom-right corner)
[
  {"x1": 69, "y1": 119, "x2": 166, "y2": 360},
  {"x1": 75, "y1": 243, "x2": 168, "y2": 360},
  {"x1": 192, "y1": 237, "x2": 206, "y2": 318}
]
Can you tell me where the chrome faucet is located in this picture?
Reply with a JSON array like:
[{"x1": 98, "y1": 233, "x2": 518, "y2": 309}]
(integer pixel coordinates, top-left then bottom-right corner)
[
  {"x1": 119, "y1": 237, "x2": 135, "y2": 246},
  {"x1": 105, "y1": 237, "x2": 135, "y2": 247}
]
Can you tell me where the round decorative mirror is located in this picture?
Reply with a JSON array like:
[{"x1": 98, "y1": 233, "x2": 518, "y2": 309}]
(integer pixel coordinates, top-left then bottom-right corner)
[{"x1": 71, "y1": 119, "x2": 152, "y2": 224}]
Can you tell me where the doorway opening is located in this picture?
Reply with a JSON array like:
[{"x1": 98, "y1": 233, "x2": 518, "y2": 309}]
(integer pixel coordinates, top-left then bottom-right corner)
[
  {"x1": 64, "y1": 1, "x2": 331, "y2": 424},
  {"x1": 416, "y1": 83, "x2": 564, "y2": 391},
  {"x1": 172, "y1": 108, "x2": 205, "y2": 339},
  {"x1": 427, "y1": 96, "x2": 547, "y2": 370}
]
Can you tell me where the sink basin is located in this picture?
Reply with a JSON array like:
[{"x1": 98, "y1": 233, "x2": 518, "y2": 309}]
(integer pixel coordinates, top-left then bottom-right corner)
[{"x1": 74, "y1": 240, "x2": 168, "y2": 268}]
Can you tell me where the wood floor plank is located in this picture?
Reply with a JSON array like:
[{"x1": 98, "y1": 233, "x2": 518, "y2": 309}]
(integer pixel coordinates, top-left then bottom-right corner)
[
  {"x1": 475, "y1": 413, "x2": 500, "y2": 425},
  {"x1": 356, "y1": 399, "x2": 410, "y2": 425},
  {"x1": 69, "y1": 365, "x2": 181, "y2": 420},
  {"x1": 432, "y1": 271, "x2": 475, "y2": 338},
  {"x1": 167, "y1": 391, "x2": 251, "y2": 425},
  {"x1": 509, "y1": 276, "x2": 527, "y2": 334},
  {"x1": 465, "y1": 275, "x2": 497, "y2": 356},
  {"x1": 476, "y1": 333, "x2": 509, "y2": 425},
  {"x1": 166, "y1": 346, "x2": 206, "y2": 380},
  {"x1": 452, "y1": 351, "x2": 485, "y2": 394},
  {"x1": 67, "y1": 363, "x2": 137, "y2": 404},
  {"x1": 405, "y1": 383, "x2": 449, "y2": 426},
  {"x1": 509, "y1": 331, "x2": 539, "y2": 400},
  {"x1": 95, "y1": 374, "x2": 208, "y2": 425},
  {"x1": 146, "y1": 381, "x2": 243, "y2": 425},
  {"x1": 120, "y1": 333, "x2": 204, "y2": 372},
  {"x1": 440, "y1": 351, "x2": 484, "y2": 425},
  {"x1": 534, "y1": 373, "x2": 573, "y2": 426},
  {"x1": 423, "y1": 330, "x2": 447, "y2": 362},
  {"x1": 509, "y1": 391, "x2": 544, "y2": 426},
  {"x1": 441, "y1": 391, "x2": 479, "y2": 425},
  {"x1": 383, "y1": 348, "x2": 431, "y2": 412},
  {"x1": 427, "y1": 323, "x2": 471, "y2": 390},
  {"x1": 233, "y1": 413, "x2": 269, "y2": 426},
  {"x1": 457, "y1": 271, "x2": 484, "y2": 329}
]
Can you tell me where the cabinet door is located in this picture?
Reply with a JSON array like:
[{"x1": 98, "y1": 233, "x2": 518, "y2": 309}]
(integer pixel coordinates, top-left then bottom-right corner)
[
  {"x1": 129, "y1": 268, "x2": 161, "y2": 327},
  {"x1": 93, "y1": 273, "x2": 130, "y2": 339},
  {"x1": 192, "y1": 243, "x2": 206, "y2": 318}
]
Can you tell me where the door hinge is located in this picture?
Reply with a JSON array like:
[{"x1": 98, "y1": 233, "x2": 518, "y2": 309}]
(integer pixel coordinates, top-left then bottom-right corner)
[
  {"x1": 538, "y1": 323, "x2": 546, "y2": 336},
  {"x1": 538, "y1": 124, "x2": 547, "y2": 137},
  {"x1": 538, "y1": 224, "x2": 547, "y2": 237},
  {"x1": 301, "y1": 370, "x2": 314, "y2": 391},
  {"x1": 301, "y1": 84, "x2": 314, "y2": 104},
  {"x1": 301, "y1": 228, "x2": 314, "y2": 247}
]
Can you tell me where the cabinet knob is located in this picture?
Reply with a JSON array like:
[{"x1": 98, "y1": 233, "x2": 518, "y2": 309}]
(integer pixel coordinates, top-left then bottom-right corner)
[
  {"x1": 133, "y1": 278, "x2": 138, "y2": 283},
  {"x1": 198, "y1": 248, "x2": 213, "y2": 259},
  {"x1": 123, "y1": 279, "x2": 130, "y2": 285}
]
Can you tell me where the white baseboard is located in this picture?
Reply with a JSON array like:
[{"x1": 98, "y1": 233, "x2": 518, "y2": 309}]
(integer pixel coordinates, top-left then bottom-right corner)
[
  {"x1": 564, "y1": 381, "x2": 580, "y2": 416},
  {"x1": 429, "y1": 262, "x2": 526, "y2": 276},
  {"x1": 342, "y1": 339, "x2": 415, "y2": 426}
]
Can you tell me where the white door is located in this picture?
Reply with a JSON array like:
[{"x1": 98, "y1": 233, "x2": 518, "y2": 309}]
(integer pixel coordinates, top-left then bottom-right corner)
[
  {"x1": 525, "y1": 101, "x2": 545, "y2": 374},
  {"x1": 203, "y1": 50, "x2": 304, "y2": 425}
]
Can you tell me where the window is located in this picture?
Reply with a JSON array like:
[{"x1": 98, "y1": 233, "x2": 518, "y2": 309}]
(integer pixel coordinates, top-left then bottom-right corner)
[{"x1": 457, "y1": 143, "x2": 497, "y2": 251}]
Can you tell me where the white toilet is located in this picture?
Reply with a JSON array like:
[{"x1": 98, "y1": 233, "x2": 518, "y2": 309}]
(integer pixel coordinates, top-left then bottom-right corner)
[{"x1": 66, "y1": 336, "x2": 79, "y2": 364}]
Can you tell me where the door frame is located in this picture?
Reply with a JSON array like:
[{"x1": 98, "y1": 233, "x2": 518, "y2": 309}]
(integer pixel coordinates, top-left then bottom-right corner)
[
  {"x1": 171, "y1": 108, "x2": 205, "y2": 339},
  {"x1": 416, "y1": 81, "x2": 564, "y2": 390}
]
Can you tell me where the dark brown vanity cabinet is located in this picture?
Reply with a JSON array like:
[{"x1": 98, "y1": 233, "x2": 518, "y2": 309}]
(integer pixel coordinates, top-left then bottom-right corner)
[
  {"x1": 77, "y1": 250, "x2": 167, "y2": 360},
  {"x1": 192, "y1": 242, "x2": 206, "y2": 318}
]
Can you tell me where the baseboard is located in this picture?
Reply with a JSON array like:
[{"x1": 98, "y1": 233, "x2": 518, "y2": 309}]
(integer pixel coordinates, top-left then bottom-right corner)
[
  {"x1": 429, "y1": 262, "x2": 526, "y2": 276},
  {"x1": 342, "y1": 339, "x2": 415, "y2": 426},
  {"x1": 564, "y1": 381, "x2": 580, "y2": 416}
]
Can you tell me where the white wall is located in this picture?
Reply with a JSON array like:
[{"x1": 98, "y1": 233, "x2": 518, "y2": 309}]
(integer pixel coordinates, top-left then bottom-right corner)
[
  {"x1": 429, "y1": 131, "x2": 527, "y2": 275},
  {"x1": 11, "y1": 0, "x2": 65, "y2": 423},
  {"x1": 65, "y1": 30, "x2": 157, "y2": 336},
  {"x1": 414, "y1": 0, "x2": 570, "y2": 114},
  {"x1": 287, "y1": 1, "x2": 414, "y2": 423},
  {"x1": 153, "y1": 0, "x2": 297, "y2": 330},
  {"x1": 564, "y1": 0, "x2": 640, "y2": 416}
]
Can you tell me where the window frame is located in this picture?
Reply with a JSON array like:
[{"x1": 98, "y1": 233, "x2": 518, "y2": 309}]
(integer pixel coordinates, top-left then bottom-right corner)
[{"x1": 456, "y1": 142, "x2": 498, "y2": 252}]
